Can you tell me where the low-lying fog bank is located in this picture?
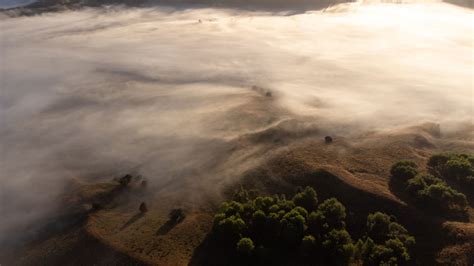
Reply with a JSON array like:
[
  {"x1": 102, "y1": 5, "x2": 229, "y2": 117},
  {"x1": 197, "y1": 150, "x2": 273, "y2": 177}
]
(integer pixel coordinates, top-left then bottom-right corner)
[{"x1": 0, "y1": 2, "x2": 472, "y2": 246}]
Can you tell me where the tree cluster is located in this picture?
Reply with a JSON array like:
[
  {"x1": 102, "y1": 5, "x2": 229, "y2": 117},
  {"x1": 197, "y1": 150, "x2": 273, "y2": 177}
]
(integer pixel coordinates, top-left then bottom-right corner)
[
  {"x1": 355, "y1": 212, "x2": 415, "y2": 266},
  {"x1": 427, "y1": 153, "x2": 474, "y2": 189},
  {"x1": 212, "y1": 186, "x2": 415, "y2": 265},
  {"x1": 390, "y1": 160, "x2": 468, "y2": 217}
]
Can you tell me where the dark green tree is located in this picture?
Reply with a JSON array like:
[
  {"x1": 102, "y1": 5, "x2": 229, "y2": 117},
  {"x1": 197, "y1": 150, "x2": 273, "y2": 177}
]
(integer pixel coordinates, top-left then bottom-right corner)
[
  {"x1": 322, "y1": 229, "x2": 354, "y2": 265},
  {"x1": 280, "y1": 209, "x2": 306, "y2": 246},
  {"x1": 293, "y1": 186, "x2": 318, "y2": 212},
  {"x1": 390, "y1": 161, "x2": 418, "y2": 184},
  {"x1": 237, "y1": 237, "x2": 255, "y2": 256}
]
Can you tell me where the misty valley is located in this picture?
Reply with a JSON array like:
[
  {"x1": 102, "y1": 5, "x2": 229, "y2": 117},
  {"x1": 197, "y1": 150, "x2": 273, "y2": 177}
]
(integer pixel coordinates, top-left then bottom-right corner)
[{"x1": 0, "y1": 0, "x2": 473, "y2": 265}]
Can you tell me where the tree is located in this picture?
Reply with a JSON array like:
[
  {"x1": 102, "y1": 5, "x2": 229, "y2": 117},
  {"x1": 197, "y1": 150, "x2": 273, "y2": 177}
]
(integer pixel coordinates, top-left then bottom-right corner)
[
  {"x1": 427, "y1": 154, "x2": 450, "y2": 170},
  {"x1": 215, "y1": 215, "x2": 246, "y2": 244},
  {"x1": 254, "y1": 196, "x2": 275, "y2": 213},
  {"x1": 252, "y1": 210, "x2": 266, "y2": 242},
  {"x1": 219, "y1": 201, "x2": 244, "y2": 217},
  {"x1": 263, "y1": 212, "x2": 281, "y2": 244},
  {"x1": 427, "y1": 153, "x2": 474, "y2": 188},
  {"x1": 277, "y1": 199, "x2": 295, "y2": 212},
  {"x1": 307, "y1": 211, "x2": 322, "y2": 236},
  {"x1": 293, "y1": 186, "x2": 318, "y2": 212},
  {"x1": 317, "y1": 198, "x2": 346, "y2": 230},
  {"x1": 322, "y1": 229, "x2": 354, "y2": 265},
  {"x1": 280, "y1": 209, "x2": 306, "y2": 246},
  {"x1": 366, "y1": 212, "x2": 392, "y2": 243},
  {"x1": 118, "y1": 174, "x2": 132, "y2": 186},
  {"x1": 301, "y1": 235, "x2": 316, "y2": 255},
  {"x1": 139, "y1": 202, "x2": 148, "y2": 213},
  {"x1": 359, "y1": 212, "x2": 415, "y2": 266},
  {"x1": 445, "y1": 157, "x2": 472, "y2": 180},
  {"x1": 390, "y1": 161, "x2": 418, "y2": 184},
  {"x1": 406, "y1": 174, "x2": 468, "y2": 215},
  {"x1": 237, "y1": 237, "x2": 255, "y2": 256}
]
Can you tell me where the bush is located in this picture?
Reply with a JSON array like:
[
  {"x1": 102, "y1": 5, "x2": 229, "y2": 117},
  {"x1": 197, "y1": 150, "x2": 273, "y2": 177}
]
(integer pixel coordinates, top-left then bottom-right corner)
[{"x1": 236, "y1": 237, "x2": 255, "y2": 256}]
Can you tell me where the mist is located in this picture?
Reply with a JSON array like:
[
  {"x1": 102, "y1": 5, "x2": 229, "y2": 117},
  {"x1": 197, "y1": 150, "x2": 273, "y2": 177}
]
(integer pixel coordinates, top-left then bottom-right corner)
[{"x1": 0, "y1": 2, "x2": 472, "y2": 246}]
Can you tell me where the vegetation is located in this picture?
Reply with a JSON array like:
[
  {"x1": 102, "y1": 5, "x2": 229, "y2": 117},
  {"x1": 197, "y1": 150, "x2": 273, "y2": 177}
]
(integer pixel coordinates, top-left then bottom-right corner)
[
  {"x1": 355, "y1": 212, "x2": 415, "y2": 265},
  {"x1": 390, "y1": 161, "x2": 418, "y2": 184},
  {"x1": 390, "y1": 159, "x2": 469, "y2": 217},
  {"x1": 237, "y1": 237, "x2": 255, "y2": 256},
  {"x1": 212, "y1": 186, "x2": 415, "y2": 265},
  {"x1": 427, "y1": 153, "x2": 474, "y2": 189}
]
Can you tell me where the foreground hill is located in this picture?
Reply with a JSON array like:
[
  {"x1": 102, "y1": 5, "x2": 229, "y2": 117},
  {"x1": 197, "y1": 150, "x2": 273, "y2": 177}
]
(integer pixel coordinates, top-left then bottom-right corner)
[{"x1": 2, "y1": 123, "x2": 472, "y2": 265}]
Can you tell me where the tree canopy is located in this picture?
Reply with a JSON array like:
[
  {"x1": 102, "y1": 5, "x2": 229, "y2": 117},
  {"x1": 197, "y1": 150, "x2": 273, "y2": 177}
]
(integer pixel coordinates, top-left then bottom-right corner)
[{"x1": 212, "y1": 186, "x2": 415, "y2": 265}]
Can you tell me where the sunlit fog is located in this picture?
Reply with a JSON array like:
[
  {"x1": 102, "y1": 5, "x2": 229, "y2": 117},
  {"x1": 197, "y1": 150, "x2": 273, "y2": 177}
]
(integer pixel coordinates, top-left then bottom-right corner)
[{"x1": 0, "y1": 1, "x2": 472, "y2": 245}]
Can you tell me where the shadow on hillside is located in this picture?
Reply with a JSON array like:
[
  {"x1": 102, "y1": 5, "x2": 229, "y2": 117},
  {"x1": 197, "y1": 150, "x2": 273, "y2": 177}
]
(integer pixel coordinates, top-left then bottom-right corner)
[
  {"x1": 120, "y1": 213, "x2": 145, "y2": 231},
  {"x1": 156, "y1": 217, "x2": 183, "y2": 235}
]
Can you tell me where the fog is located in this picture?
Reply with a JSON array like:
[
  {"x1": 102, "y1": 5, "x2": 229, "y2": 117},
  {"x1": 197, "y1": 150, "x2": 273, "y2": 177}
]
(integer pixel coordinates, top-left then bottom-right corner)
[{"x1": 0, "y1": 2, "x2": 472, "y2": 245}]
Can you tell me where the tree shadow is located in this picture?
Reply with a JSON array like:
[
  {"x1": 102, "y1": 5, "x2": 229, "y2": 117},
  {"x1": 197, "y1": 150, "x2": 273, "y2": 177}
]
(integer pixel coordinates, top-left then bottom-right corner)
[
  {"x1": 120, "y1": 213, "x2": 144, "y2": 231},
  {"x1": 188, "y1": 234, "x2": 237, "y2": 266},
  {"x1": 156, "y1": 217, "x2": 183, "y2": 235}
]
